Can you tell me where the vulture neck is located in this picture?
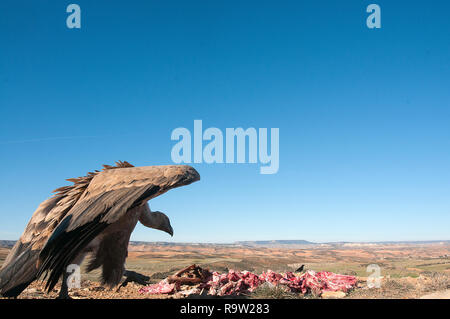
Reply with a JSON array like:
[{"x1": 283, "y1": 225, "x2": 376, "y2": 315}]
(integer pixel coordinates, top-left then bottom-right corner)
[{"x1": 138, "y1": 204, "x2": 163, "y2": 229}]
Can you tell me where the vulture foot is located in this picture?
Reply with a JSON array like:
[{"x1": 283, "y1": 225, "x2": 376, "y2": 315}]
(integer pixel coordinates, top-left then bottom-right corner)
[
  {"x1": 116, "y1": 270, "x2": 150, "y2": 292},
  {"x1": 57, "y1": 289, "x2": 72, "y2": 299}
]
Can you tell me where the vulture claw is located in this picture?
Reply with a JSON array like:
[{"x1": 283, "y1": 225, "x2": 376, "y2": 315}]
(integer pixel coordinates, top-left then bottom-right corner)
[{"x1": 116, "y1": 270, "x2": 150, "y2": 292}]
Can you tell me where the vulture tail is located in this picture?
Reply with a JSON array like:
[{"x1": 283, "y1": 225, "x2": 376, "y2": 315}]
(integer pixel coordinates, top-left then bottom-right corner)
[{"x1": 0, "y1": 242, "x2": 40, "y2": 297}]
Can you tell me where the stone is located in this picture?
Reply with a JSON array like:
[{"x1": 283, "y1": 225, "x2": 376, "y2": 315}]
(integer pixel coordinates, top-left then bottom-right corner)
[{"x1": 321, "y1": 291, "x2": 347, "y2": 299}]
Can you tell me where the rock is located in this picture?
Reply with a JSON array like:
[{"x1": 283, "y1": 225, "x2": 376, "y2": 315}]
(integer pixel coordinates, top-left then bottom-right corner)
[
  {"x1": 24, "y1": 288, "x2": 38, "y2": 294},
  {"x1": 321, "y1": 291, "x2": 346, "y2": 299},
  {"x1": 420, "y1": 290, "x2": 450, "y2": 299},
  {"x1": 357, "y1": 276, "x2": 368, "y2": 282}
]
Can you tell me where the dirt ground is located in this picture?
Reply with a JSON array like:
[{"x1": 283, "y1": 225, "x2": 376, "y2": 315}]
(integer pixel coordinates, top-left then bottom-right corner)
[{"x1": 1, "y1": 242, "x2": 449, "y2": 299}]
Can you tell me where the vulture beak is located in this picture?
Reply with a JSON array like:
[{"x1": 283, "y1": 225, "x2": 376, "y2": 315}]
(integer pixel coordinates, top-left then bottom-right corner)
[{"x1": 167, "y1": 225, "x2": 174, "y2": 237}]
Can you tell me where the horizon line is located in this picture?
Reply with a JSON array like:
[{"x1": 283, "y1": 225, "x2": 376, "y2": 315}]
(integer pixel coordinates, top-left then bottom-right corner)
[{"x1": 2, "y1": 238, "x2": 449, "y2": 245}]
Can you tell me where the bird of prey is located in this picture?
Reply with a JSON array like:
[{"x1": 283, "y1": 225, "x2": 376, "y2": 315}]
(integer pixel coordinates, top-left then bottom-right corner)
[{"x1": 0, "y1": 161, "x2": 200, "y2": 298}]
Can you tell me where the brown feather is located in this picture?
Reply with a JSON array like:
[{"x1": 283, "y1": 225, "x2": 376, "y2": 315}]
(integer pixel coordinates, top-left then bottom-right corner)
[
  {"x1": 38, "y1": 164, "x2": 199, "y2": 292},
  {"x1": 1, "y1": 162, "x2": 199, "y2": 296},
  {"x1": 0, "y1": 161, "x2": 136, "y2": 296}
]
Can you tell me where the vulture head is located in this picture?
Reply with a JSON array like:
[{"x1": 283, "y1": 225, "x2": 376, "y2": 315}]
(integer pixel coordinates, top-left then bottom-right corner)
[{"x1": 146, "y1": 211, "x2": 174, "y2": 236}]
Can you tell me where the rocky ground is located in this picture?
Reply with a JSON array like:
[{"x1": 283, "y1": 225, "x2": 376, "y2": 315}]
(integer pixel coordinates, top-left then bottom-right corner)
[
  {"x1": 1, "y1": 242, "x2": 449, "y2": 299},
  {"x1": 4, "y1": 271, "x2": 448, "y2": 299}
]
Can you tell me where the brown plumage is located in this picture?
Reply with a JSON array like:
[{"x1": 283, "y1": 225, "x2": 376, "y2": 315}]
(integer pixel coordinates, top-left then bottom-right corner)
[{"x1": 0, "y1": 162, "x2": 200, "y2": 298}]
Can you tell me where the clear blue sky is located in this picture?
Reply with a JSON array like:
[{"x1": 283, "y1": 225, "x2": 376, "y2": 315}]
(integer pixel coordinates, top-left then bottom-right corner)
[{"x1": 0, "y1": 1, "x2": 449, "y2": 243}]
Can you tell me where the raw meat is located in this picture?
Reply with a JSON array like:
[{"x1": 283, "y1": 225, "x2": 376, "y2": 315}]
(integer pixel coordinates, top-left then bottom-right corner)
[{"x1": 139, "y1": 265, "x2": 357, "y2": 297}]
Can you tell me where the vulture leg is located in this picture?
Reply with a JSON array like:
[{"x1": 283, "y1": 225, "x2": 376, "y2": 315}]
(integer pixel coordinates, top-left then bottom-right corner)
[
  {"x1": 58, "y1": 271, "x2": 71, "y2": 299},
  {"x1": 116, "y1": 270, "x2": 150, "y2": 291},
  {"x1": 57, "y1": 252, "x2": 88, "y2": 299}
]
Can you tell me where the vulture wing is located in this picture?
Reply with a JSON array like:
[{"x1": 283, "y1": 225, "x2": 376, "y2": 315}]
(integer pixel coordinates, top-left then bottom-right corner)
[{"x1": 37, "y1": 165, "x2": 199, "y2": 292}]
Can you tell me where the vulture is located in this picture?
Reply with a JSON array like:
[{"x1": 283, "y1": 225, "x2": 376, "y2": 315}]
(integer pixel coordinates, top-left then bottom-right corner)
[{"x1": 0, "y1": 161, "x2": 200, "y2": 298}]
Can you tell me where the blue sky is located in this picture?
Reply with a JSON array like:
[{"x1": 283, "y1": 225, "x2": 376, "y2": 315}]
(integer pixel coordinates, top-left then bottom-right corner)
[{"x1": 0, "y1": 1, "x2": 449, "y2": 243}]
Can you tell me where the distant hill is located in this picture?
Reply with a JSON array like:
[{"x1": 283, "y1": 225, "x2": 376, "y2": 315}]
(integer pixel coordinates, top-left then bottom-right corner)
[
  {"x1": 235, "y1": 240, "x2": 316, "y2": 247},
  {"x1": 324, "y1": 240, "x2": 450, "y2": 246},
  {"x1": 130, "y1": 240, "x2": 318, "y2": 248},
  {"x1": 0, "y1": 240, "x2": 16, "y2": 248},
  {"x1": 2, "y1": 239, "x2": 448, "y2": 250}
]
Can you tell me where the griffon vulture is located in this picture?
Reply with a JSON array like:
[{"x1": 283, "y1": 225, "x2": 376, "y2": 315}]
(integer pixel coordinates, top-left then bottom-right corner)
[{"x1": 0, "y1": 162, "x2": 200, "y2": 298}]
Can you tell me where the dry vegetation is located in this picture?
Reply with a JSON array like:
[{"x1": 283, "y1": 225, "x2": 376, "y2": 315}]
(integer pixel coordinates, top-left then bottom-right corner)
[{"x1": 1, "y1": 242, "x2": 449, "y2": 299}]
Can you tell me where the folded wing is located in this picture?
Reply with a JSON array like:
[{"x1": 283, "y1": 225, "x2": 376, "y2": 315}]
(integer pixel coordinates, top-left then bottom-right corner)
[{"x1": 37, "y1": 165, "x2": 200, "y2": 292}]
